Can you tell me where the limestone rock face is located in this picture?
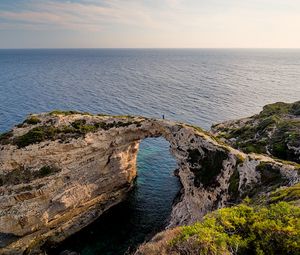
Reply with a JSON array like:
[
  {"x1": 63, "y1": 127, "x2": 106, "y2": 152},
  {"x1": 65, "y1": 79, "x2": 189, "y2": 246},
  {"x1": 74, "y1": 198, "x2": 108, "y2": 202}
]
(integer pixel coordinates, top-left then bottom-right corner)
[
  {"x1": 211, "y1": 101, "x2": 300, "y2": 163},
  {"x1": 0, "y1": 112, "x2": 298, "y2": 254}
]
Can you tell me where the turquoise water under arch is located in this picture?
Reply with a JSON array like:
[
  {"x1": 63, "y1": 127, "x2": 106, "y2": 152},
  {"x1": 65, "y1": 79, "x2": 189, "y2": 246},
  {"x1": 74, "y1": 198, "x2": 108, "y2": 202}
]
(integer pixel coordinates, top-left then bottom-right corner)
[{"x1": 50, "y1": 137, "x2": 180, "y2": 255}]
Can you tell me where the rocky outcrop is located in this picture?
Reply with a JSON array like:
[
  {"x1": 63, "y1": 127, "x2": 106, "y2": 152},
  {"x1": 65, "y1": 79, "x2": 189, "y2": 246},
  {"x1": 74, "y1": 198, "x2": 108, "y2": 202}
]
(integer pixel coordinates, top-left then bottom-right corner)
[
  {"x1": 0, "y1": 111, "x2": 299, "y2": 254},
  {"x1": 135, "y1": 102, "x2": 300, "y2": 255},
  {"x1": 211, "y1": 101, "x2": 300, "y2": 163}
]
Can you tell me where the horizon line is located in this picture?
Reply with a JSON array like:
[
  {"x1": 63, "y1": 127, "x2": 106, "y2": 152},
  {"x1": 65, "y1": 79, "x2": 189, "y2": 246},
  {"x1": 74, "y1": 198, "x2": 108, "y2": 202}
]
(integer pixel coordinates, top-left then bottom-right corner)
[{"x1": 1, "y1": 47, "x2": 300, "y2": 50}]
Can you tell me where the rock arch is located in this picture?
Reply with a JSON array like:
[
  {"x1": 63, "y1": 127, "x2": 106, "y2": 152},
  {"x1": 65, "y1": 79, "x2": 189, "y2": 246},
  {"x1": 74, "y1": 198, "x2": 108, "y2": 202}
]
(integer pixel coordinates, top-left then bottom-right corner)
[{"x1": 0, "y1": 112, "x2": 297, "y2": 254}]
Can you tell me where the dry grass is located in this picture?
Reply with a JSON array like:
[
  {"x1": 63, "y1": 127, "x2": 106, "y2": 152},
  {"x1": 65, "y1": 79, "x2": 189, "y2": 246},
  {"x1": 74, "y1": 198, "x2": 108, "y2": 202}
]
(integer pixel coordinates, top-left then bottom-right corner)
[{"x1": 135, "y1": 228, "x2": 181, "y2": 255}]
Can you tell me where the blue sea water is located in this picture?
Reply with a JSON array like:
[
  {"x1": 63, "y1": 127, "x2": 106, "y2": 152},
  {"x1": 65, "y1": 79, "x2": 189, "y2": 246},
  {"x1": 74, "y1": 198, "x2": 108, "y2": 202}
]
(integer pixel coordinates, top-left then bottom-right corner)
[
  {"x1": 1, "y1": 49, "x2": 300, "y2": 132},
  {"x1": 49, "y1": 137, "x2": 179, "y2": 255},
  {"x1": 0, "y1": 49, "x2": 300, "y2": 254}
]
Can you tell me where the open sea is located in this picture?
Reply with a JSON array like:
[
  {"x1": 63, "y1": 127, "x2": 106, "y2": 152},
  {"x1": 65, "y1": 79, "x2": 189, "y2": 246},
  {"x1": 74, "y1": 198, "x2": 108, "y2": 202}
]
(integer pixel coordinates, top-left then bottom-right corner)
[{"x1": 0, "y1": 49, "x2": 299, "y2": 254}]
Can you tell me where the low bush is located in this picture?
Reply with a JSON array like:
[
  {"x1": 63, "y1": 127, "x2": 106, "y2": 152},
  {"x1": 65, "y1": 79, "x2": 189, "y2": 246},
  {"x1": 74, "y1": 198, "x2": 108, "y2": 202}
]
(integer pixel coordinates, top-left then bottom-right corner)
[
  {"x1": 12, "y1": 118, "x2": 143, "y2": 148},
  {"x1": 49, "y1": 110, "x2": 91, "y2": 116},
  {"x1": 213, "y1": 101, "x2": 300, "y2": 163},
  {"x1": 0, "y1": 131, "x2": 13, "y2": 145},
  {"x1": 24, "y1": 116, "x2": 41, "y2": 125},
  {"x1": 0, "y1": 165, "x2": 60, "y2": 186},
  {"x1": 13, "y1": 126, "x2": 57, "y2": 148},
  {"x1": 169, "y1": 202, "x2": 300, "y2": 255},
  {"x1": 269, "y1": 183, "x2": 300, "y2": 204}
]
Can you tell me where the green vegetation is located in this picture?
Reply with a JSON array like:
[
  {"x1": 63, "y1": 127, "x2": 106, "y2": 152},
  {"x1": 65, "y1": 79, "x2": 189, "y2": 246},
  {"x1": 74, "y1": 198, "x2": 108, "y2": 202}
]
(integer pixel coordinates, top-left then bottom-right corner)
[
  {"x1": 186, "y1": 124, "x2": 231, "y2": 152},
  {"x1": 255, "y1": 162, "x2": 288, "y2": 187},
  {"x1": 239, "y1": 140, "x2": 267, "y2": 154},
  {"x1": 227, "y1": 155, "x2": 245, "y2": 201},
  {"x1": 269, "y1": 183, "x2": 300, "y2": 204},
  {"x1": 0, "y1": 131, "x2": 13, "y2": 145},
  {"x1": 236, "y1": 154, "x2": 245, "y2": 165},
  {"x1": 213, "y1": 101, "x2": 300, "y2": 163},
  {"x1": 270, "y1": 120, "x2": 300, "y2": 162},
  {"x1": 23, "y1": 116, "x2": 41, "y2": 125},
  {"x1": 186, "y1": 124, "x2": 205, "y2": 133},
  {"x1": 50, "y1": 110, "x2": 138, "y2": 119},
  {"x1": 259, "y1": 101, "x2": 300, "y2": 118},
  {"x1": 49, "y1": 110, "x2": 92, "y2": 116},
  {"x1": 12, "y1": 123, "x2": 95, "y2": 148},
  {"x1": 105, "y1": 114, "x2": 136, "y2": 119},
  {"x1": 169, "y1": 202, "x2": 300, "y2": 255},
  {"x1": 37, "y1": 166, "x2": 59, "y2": 178},
  {"x1": 94, "y1": 120, "x2": 142, "y2": 130},
  {"x1": 228, "y1": 168, "x2": 240, "y2": 200},
  {"x1": 0, "y1": 165, "x2": 61, "y2": 186},
  {"x1": 236, "y1": 161, "x2": 293, "y2": 200},
  {"x1": 291, "y1": 101, "x2": 300, "y2": 115},
  {"x1": 71, "y1": 119, "x2": 97, "y2": 133},
  {"x1": 272, "y1": 158, "x2": 300, "y2": 170},
  {"x1": 11, "y1": 118, "x2": 143, "y2": 148},
  {"x1": 187, "y1": 148, "x2": 228, "y2": 188},
  {"x1": 13, "y1": 126, "x2": 60, "y2": 148}
]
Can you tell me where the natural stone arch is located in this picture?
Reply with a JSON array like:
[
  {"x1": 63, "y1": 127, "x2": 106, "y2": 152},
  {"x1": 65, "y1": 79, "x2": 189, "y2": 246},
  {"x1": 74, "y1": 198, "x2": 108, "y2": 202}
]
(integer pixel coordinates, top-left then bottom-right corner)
[{"x1": 0, "y1": 112, "x2": 297, "y2": 254}]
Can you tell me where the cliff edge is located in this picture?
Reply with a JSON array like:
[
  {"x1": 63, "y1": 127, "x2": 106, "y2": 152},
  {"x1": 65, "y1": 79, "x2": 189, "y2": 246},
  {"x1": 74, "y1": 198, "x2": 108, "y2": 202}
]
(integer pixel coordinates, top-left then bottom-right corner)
[
  {"x1": 0, "y1": 105, "x2": 299, "y2": 255},
  {"x1": 136, "y1": 101, "x2": 300, "y2": 255}
]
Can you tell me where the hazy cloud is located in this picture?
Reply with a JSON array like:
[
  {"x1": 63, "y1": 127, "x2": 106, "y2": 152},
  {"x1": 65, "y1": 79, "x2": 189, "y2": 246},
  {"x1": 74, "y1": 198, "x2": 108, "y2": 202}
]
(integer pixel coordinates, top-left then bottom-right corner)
[{"x1": 0, "y1": 0, "x2": 300, "y2": 48}]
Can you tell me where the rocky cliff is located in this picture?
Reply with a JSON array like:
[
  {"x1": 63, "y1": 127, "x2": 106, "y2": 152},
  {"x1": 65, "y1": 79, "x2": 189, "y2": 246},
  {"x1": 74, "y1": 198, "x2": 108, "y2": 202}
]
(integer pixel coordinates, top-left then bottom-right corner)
[
  {"x1": 211, "y1": 101, "x2": 300, "y2": 163},
  {"x1": 136, "y1": 101, "x2": 300, "y2": 255},
  {"x1": 0, "y1": 110, "x2": 299, "y2": 254}
]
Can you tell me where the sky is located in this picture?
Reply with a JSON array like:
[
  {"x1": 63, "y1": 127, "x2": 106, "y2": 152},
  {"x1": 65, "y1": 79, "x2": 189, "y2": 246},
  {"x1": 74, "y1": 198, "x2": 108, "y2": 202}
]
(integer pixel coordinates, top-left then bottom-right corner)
[{"x1": 0, "y1": 0, "x2": 300, "y2": 48}]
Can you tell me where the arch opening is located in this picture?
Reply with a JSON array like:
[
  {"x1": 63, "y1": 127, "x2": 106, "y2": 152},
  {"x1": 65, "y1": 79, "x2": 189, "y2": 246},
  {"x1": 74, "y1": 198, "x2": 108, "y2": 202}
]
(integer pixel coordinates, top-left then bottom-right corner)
[{"x1": 49, "y1": 137, "x2": 181, "y2": 255}]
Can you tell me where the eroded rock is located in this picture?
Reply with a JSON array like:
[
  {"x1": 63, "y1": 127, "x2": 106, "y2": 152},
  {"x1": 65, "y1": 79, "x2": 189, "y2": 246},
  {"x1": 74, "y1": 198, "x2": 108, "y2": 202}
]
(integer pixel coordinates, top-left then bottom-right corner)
[{"x1": 0, "y1": 111, "x2": 298, "y2": 254}]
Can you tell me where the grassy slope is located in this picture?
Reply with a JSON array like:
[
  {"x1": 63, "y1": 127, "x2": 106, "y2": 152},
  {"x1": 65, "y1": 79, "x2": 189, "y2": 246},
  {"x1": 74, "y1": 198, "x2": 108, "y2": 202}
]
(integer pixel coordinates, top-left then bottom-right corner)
[{"x1": 211, "y1": 101, "x2": 300, "y2": 163}]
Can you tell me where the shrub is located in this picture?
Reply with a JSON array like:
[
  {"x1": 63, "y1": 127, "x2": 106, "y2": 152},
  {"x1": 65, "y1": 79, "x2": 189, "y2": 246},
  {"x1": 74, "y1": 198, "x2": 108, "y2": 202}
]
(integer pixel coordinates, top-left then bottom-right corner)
[
  {"x1": 228, "y1": 167, "x2": 240, "y2": 200},
  {"x1": 24, "y1": 116, "x2": 41, "y2": 125},
  {"x1": 259, "y1": 102, "x2": 291, "y2": 118},
  {"x1": 12, "y1": 119, "x2": 143, "y2": 148},
  {"x1": 255, "y1": 162, "x2": 288, "y2": 187},
  {"x1": 269, "y1": 183, "x2": 300, "y2": 204},
  {"x1": 0, "y1": 131, "x2": 13, "y2": 145},
  {"x1": 0, "y1": 165, "x2": 61, "y2": 186},
  {"x1": 291, "y1": 101, "x2": 300, "y2": 115},
  {"x1": 272, "y1": 142, "x2": 288, "y2": 159},
  {"x1": 257, "y1": 116, "x2": 278, "y2": 133},
  {"x1": 12, "y1": 123, "x2": 92, "y2": 148},
  {"x1": 71, "y1": 119, "x2": 97, "y2": 133},
  {"x1": 13, "y1": 126, "x2": 57, "y2": 148},
  {"x1": 94, "y1": 120, "x2": 141, "y2": 130},
  {"x1": 36, "y1": 165, "x2": 60, "y2": 178},
  {"x1": 213, "y1": 101, "x2": 300, "y2": 164},
  {"x1": 169, "y1": 202, "x2": 300, "y2": 255},
  {"x1": 49, "y1": 110, "x2": 91, "y2": 116}
]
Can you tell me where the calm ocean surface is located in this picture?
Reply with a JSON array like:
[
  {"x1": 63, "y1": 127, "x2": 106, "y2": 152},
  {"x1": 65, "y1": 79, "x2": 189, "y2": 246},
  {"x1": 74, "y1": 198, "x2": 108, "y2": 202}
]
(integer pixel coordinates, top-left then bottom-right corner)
[
  {"x1": 1, "y1": 49, "x2": 300, "y2": 132},
  {"x1": 0, "y1": 49, "x2": 300, "y2": 254}
]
